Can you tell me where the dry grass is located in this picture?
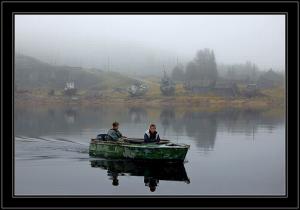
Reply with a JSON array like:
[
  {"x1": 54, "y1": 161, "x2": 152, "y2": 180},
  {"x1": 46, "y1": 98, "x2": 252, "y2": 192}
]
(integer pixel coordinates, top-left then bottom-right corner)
[{"x1": 16, "y1": 78, "x2": 285, "y2": 110}]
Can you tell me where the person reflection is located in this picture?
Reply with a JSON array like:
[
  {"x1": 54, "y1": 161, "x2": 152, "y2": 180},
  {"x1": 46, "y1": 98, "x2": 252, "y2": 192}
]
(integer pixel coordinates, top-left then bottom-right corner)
[
  {"x1": 144, "y1": 177, "x2": 159, "y2": 192},
  {"x1": 108, "y1": 170, "x2": 119, "y2": 186}
]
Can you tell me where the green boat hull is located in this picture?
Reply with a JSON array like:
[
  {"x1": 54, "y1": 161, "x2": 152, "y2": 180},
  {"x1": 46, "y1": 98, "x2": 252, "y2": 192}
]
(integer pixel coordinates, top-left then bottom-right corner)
[{"x1": 89, "y1": 140, "x2": 190, "y2": 162}]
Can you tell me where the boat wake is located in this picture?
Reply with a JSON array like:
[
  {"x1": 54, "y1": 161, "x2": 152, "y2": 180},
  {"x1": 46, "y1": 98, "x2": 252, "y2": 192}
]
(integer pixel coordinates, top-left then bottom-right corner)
[{"x1": 15, "y1": 135, "x2": 89, "y2": 161}]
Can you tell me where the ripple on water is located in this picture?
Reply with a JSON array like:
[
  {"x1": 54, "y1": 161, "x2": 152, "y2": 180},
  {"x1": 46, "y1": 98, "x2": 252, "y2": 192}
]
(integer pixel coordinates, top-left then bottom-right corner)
[{"x1": 15, "y1": 135, "x2": 90, "y2": 161}]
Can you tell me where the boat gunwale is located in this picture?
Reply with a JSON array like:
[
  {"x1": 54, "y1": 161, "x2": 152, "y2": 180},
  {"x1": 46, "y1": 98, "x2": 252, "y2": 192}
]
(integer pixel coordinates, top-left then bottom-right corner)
[{"x1": 90, "y1": 139, "x2": 190, "y2": 149}]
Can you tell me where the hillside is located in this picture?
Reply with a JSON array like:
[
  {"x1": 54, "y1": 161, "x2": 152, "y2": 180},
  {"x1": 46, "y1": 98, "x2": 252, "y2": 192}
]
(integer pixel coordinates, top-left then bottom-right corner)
[
  {"x1": 15, "y1": 54, "x2": 136, "y2": 91},
  {"x1": 15, "y1": 54, "x2": 284, "y2": 110}
]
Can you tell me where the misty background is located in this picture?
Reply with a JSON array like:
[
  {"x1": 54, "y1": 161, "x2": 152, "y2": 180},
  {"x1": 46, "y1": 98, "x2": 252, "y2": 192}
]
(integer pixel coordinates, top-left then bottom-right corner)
[
  {"x1": 15, "y1": 15, "x2": 285, "y2": 76},
  {"x1": 14, "y1": 15, "x2": 286, "y2": 196}
]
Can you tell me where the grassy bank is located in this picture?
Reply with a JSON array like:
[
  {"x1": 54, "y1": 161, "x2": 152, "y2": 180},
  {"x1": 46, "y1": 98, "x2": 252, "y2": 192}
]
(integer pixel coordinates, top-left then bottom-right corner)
[{"x1": 15, "y1": 84, "x2": 285, "y2": 110}]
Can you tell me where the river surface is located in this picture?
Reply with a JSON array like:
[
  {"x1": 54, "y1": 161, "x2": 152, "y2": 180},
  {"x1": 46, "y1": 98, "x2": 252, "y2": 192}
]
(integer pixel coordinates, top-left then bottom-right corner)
[{"x1": 14, "y1": 105, "x2": 285, "y2": 195}]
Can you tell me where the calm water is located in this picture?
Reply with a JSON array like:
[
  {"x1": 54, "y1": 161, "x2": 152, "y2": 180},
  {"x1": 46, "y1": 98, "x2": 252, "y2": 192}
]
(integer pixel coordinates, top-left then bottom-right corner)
[{"x1": 14, "y1": 105, "x2": 285, "y2": 195}]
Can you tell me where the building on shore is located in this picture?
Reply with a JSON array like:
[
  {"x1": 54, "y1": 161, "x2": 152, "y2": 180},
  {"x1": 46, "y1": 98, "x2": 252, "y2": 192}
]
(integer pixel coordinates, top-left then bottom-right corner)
[
  {"x1": 160, "y1": 71, "x2": 176, "y2": 96},
  {"x1": 64, "y1": 81, "x2": 77, "y2": 96}
]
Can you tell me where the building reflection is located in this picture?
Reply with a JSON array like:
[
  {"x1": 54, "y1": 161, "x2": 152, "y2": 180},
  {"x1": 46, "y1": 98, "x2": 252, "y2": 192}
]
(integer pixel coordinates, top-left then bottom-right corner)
[
  {"x1": 90, "y1": 159, "x2": 190, "y2": 192},
  {"x1": 128, "y1": 107, "x2": 148, "y2": 123},
  {"x1": 64, "y1": 108, "x2": 77, "y2": 124}
]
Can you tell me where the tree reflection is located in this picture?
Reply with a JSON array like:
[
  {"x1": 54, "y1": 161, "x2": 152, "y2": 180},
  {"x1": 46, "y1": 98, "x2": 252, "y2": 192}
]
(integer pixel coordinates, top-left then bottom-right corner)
[
  {"x1": 160, "y1": 107, "x2": 176, "y2": 135},
  {"x1": 183, "y1": 112, "x2": 217, "y2": 150},
  {"x1": 15, "y1": 105, "x2": 284, "y2": 149}
]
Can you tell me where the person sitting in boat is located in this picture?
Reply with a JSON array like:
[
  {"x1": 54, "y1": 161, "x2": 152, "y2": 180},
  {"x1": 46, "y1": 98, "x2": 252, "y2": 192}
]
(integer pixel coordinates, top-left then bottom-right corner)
[
  {"x1": 144, "y1": 124, "x2": 160, "y2": 143},
  {"x1": 107, "y1": 121, "x2": 126, "y2": 141}
]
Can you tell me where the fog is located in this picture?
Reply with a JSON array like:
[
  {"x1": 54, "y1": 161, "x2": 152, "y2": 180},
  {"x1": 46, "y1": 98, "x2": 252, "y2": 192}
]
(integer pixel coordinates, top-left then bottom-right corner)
[{"x1": 15, "y1": 15, "x2": 285, "y2": 75}]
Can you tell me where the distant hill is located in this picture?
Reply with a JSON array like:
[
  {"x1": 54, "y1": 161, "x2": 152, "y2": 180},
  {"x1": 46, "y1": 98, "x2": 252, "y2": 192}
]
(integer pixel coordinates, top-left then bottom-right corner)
[{"x1": 15, "y1": 54, "x2": 136, "y2": 90}]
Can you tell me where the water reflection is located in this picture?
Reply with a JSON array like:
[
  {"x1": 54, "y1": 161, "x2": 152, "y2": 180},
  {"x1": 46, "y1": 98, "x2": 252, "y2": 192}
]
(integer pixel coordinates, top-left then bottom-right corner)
[
  {"x1": 183, "y1": 112, "x2": 217, "y2": 150},
  {"x1": 15, "y1": 105, "x2": 284, "y2": 151},
  {"x1": 128, "y1": 107, "x2": 148, "y2": 123},
  {"x1": 90, "y1": 160, "x2": 190, "y2": 192},
  {"x1": 15, "y1": 105, "x2": 285, "y2": 195},
  {"x1": 160, "y1": 106, "x2": 176, "y2": 135},
  {"x1": 64, "y1": 108, "x2": 77, "y2": 124}
]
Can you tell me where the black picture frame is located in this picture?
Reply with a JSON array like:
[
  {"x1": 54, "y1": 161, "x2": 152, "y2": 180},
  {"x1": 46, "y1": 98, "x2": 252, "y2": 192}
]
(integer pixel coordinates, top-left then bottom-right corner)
[{"x1": 1, "y1": 1, "x2": 299, "y2": 209}]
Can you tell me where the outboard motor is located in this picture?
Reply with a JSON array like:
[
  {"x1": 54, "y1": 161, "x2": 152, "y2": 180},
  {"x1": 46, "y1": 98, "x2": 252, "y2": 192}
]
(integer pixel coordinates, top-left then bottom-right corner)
[{"x1": 96, "y1": 134, "x2": 108, "y2": 141}]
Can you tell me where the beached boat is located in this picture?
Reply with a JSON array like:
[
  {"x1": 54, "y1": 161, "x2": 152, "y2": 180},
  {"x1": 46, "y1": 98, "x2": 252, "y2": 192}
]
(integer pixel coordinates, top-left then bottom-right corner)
[{"x1": 89, "y1": 137, "x2": 190, "y2": 162}]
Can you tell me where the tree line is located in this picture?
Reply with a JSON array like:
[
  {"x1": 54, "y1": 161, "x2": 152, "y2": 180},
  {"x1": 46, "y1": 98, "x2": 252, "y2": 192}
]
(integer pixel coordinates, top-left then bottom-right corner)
[
  {"x1": 171, "y1": 48, "x2": 284, "y2": 87},
  {"x1": 172, "y1": 48, "x2": 218, "y2": 87}
]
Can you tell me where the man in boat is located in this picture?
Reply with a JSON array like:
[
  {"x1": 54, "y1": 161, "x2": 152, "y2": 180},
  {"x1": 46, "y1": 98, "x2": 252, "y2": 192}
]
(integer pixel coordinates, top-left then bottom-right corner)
[
  {"x1": 144, "y1": 124, "x2": 160, "y2": 143},
  {"x1": 107, "y1": 121, "x2": 126, "y2": 141}
]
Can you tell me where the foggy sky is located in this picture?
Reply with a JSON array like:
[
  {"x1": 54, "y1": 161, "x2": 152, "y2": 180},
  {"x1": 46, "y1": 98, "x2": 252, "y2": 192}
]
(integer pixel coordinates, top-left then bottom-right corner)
[{"x1": 15, "y1": 15, "x2": 285, "y2": 74}]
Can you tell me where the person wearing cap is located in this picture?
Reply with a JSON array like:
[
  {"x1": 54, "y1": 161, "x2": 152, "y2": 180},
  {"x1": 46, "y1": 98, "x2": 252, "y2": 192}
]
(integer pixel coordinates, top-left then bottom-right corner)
[{"x1": 144, "y1": 124, "x2": 160, "y2": 143}]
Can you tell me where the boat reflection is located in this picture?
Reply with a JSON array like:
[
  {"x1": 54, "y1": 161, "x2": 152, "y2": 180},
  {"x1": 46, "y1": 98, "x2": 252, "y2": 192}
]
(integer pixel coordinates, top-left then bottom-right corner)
[{"x1": 90, "y1": 159, "x2": 190, "y2": 192}]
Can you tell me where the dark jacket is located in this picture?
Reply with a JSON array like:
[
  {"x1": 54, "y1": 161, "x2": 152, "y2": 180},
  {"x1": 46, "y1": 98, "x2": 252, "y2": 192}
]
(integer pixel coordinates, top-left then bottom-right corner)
[
  {"x1": 107, "y1": 128, "x2": 123, "y2": 141},
  {"x1": 144, "y1": 130, "x2": 160, "y2": 143}
]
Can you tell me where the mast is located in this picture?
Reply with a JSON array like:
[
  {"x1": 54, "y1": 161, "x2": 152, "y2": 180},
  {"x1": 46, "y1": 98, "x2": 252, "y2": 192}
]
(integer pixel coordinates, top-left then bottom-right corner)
[{"x1": 107, "y1": 56, "x2": 110, "y2": 72}]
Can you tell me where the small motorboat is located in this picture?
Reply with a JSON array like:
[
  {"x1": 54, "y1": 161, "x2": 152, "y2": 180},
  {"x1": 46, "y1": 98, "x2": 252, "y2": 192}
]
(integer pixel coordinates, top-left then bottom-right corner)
[{"x1": 89, "y1": 135, "x2": 190, "y2": 162}]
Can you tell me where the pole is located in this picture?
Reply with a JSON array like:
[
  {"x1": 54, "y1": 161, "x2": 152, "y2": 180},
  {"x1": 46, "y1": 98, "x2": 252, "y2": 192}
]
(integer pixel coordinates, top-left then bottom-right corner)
[{"x1": 108, "y1": 56, "x2": 110, "y2": 72}]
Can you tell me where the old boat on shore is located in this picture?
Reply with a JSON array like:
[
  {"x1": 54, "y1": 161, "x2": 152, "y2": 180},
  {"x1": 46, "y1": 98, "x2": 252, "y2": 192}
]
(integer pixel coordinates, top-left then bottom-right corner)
[{"x1": 89, "y1": 137, "x2": 190, "y2": 162}]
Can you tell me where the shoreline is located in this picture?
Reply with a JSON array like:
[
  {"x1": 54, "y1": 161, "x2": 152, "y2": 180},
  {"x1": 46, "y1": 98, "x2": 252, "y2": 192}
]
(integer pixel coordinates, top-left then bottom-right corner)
[{"x1": 14, "y1": 94, "x2": 284, "y2": 110}]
